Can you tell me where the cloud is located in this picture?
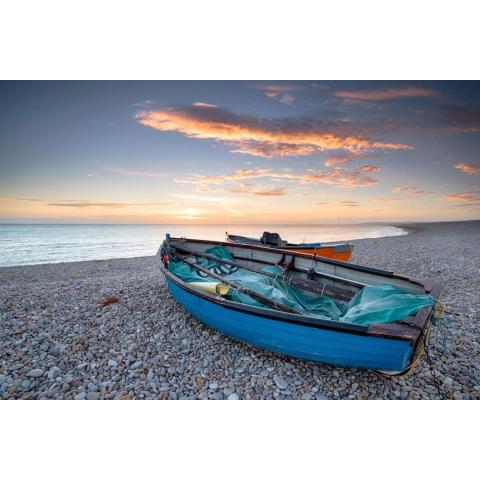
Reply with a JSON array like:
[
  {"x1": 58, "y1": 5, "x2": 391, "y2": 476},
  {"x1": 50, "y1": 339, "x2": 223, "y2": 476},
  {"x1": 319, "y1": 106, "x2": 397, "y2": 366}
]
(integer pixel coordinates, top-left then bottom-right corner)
[
  {"x1": 454, "y1": 162, "x2": 480, "y2": 175},
  {"x1": 334, "y1": 86, "x2": 440, "y2": 101},
  {"x1": 392, "y1": 185, "x2": 433, "y2": 195},
  {"x1": 311, "y1": 83, "x2": 330, "y2": 91},
  {"x1": 302, "y1": 165, "x2": 380, "y2": 187},
  {"x1": 105, "y1": 166, "x2": 170, "y2": 177},
  {"x1": 339, "y1": 201, "x2": 361, "y2": 207},
  {"x1": 252, "y1": 84, "x2": 300, "y2": 105},
  {"x1": 177, "y1": 165, "x2": 380, "y2": 189},
  {"x1": 47, "y1": 201, "x2": 169, "y2": 208},
  {"x1": 324, "y1": 156, "x2": 352, "y2": 167},
  {"x1": 443, "y1": 188, "x2": 480, "y2": 206},
  {"x1": 193, "y1": 102, "x2": 217, "y2": 108},
  {"x1": 439, "y1": 105, "x2": 480, "y2": 133},
  {"x1": 135, "y1": 104, "x2": 412, "y2": 158},
  {"x1": 226, "y1": 183, "x2": 288, "y2": 196},
  {"x1": 322, "y1": 150, "x2": 370, "y2": 167}
]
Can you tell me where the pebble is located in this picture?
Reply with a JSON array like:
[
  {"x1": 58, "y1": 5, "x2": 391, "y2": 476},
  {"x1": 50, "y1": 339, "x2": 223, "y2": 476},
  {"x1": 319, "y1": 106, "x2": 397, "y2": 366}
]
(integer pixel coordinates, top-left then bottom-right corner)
[
  {"x1": 108, "y1": 359, "x2": 118, "y2": 368},
  {"x1": 26, "y1": 368, "x2": 44, "y2": 378},
  {"x1": 86, "y1": 391, "x2": 101, "y2": 400},
  {"x1": 21, "y1": 379, "x2": 31, "y2": 389},
  {"x1": 443, "y1": 376, "x2": 453, "y2": 386},
  {"x1": 9, "y1": 363, "x2": 24, "y2": 371},
  {"x1": 74, "y1": 392, "x2": 86, "y2": 400},
  {"x1": 273, "y1": 376, "x2": 288, "y2": 389},
  {"x1": 228, "y1": 393, "x2": 240, "y2": 400}
]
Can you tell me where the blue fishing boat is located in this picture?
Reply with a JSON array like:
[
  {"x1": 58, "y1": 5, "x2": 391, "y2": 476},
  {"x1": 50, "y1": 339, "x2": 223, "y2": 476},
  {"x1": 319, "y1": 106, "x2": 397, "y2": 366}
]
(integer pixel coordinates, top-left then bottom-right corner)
[{"x1": 158, "y1": 236, "x2": 441, "y2": 374}]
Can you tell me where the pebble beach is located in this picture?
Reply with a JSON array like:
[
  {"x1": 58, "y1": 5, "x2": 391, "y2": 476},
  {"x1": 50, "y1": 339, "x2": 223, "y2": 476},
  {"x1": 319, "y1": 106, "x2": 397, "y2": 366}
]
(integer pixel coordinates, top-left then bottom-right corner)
[{"x1": 1, "y1": 220, "x2": 479, "y2": 400}]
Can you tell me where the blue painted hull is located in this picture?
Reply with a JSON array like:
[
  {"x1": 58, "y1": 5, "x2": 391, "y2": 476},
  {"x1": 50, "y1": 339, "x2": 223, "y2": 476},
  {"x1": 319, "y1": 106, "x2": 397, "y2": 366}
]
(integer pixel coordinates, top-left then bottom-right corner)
[{"x1": 167, "y1": 279, "x2": 414, "y2": 372}]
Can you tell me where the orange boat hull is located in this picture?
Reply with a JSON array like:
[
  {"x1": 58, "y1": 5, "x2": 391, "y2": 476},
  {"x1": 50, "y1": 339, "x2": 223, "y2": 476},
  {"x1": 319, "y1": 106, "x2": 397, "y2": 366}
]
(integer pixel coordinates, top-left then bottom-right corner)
[
  {"x1": 225, "y1": 234, "x2": 353, "y2": 262},
  {"x1": 282, "y1": 245, "x2": 352, "y2": 261}
]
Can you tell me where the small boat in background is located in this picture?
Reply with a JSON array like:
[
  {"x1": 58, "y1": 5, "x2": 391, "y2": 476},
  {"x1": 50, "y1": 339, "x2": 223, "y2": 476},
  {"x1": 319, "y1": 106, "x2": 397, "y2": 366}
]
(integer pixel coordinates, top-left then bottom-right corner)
[
  {"x1": 226, "y1": 231, "x2": 353, "y2": 262},
  {"x1": 158, "y1": 236, "x2": 441, "y2": 374}
]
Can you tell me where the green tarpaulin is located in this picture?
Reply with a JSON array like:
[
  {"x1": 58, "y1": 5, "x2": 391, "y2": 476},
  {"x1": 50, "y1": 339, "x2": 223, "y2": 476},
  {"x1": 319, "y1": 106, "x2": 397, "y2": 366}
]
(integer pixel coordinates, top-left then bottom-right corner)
[{"x1": 168, "y1": 246, "x2": 434, "y2": 326}]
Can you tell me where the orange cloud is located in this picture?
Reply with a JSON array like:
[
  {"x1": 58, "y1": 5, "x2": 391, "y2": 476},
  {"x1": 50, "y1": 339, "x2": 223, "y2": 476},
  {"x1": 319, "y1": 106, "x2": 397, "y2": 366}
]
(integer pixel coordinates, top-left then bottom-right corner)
[
  {"x1": 393, "y1": 185, "x2": 433, "y2": 195},
  {"x1": 443, "y1": 188, "x2": 480, "y2": 206},
  {"x1": 324, "y1": 156, "x2": 352, "y2": 167},
  {"x1": 334, "y1": 86, "x2": 440, "y2": 101},
  {"x1": 454, "y1": 162, "x2": 480, "y2": 175},
  {"x1": 301, "y1": 165, "x2": 380, "y2": 187},
  {"x1": 136, "y1": 104, "x2": 412, "y2": 158},
  {"x1": 193, "y1": 102, "x2": 217, "y2": 108},
  {"x1": 177, "y1": 165, "x2": 380, "y2": 189},
  {"x1": 227, "y1": 183, "x2": 288, "y2": 196},
  {"x1": 46, "y1": 201, "x2": 169, "y2": 208}
]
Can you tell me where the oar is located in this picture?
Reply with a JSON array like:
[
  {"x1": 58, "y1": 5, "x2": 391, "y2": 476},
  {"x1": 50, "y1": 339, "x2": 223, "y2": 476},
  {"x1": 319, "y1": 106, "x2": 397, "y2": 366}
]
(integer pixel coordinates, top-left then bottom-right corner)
[
  {"x1": 169, "y1": 242, "x2": 355, "y2": 302},
  {"x1": 171, "y1": 250, "x2": 304, "y2": 315}
]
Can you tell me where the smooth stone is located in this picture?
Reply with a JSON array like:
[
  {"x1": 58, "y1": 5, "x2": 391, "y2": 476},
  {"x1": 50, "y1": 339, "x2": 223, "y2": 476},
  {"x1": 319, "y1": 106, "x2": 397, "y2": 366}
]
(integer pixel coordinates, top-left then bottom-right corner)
[
  {"x1": 129, "y1": 361, "x2": 142, "y2": 370},
  {"x1": 108, "y1": 359, "x2": 118, "y2": 368},
  {"x1": 443, "y1": 376, "x2": 453, "y2": 386},
  {"x1": 21, "y1": 379, "x2": 31, "y2": 389},
  {"x1": 48, "y1": 367, "x2": 61, "y2": 378},
  {"x1": 26, "y1": 368, "x2": 44, "y2": 378},
  {"x1": 74, "y1": 392, "x2": 86, "y2": 400},
  {"x1": 273, "y1": 376, "x2": 288, "y2": 389},
  {"x1": 86, "y1": 391, "x2": 101, "y2": 400},
  {"x1": 227, "y1": 393, "x2": 240, "y2": 400},
  {"x1": 9, "y1": 363, "x2": 24, "y2": 371},
  {"x1": 209, "y1": 382, "x2": 219, "y2": 390}
]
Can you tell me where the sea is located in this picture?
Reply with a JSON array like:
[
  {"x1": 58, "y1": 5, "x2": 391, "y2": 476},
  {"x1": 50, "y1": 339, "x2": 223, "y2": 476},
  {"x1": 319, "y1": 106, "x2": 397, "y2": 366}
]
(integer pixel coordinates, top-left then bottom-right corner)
[{"x1": 0, "y1": 224, "x2": 407, "y2": 267}]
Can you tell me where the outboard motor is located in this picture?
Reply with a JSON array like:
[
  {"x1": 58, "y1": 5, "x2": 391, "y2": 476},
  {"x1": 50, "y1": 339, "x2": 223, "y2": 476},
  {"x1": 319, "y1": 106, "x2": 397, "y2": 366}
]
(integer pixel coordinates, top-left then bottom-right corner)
[{"x1": 260, "y1": 231, "x2": 283, "y2": 246}]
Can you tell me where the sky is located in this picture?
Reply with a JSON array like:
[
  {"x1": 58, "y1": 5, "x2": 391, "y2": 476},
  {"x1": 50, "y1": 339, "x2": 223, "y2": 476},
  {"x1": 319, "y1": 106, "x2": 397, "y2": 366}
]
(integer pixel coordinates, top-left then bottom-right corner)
[{"x1": 1, "y1": 80, "x2": 479, "y2": 224}]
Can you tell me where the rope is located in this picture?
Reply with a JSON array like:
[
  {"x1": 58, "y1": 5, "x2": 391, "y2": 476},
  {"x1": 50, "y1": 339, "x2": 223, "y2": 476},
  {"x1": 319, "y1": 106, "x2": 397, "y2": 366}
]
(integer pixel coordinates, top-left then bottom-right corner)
[{"x1": 420, "y1": 333, "x2": 446, "y2": 399}]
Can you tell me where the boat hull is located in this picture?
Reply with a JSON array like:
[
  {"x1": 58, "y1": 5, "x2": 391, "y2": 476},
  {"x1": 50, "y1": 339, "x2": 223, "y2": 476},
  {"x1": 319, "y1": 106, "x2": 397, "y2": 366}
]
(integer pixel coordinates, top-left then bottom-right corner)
[
  {"x1": 226, "y1": 235, "x2": 353, "y2": 261},
  {"x1": 284, "y1": 245, "x2": 352, "y2": 261},
  {"x1": 166, "y1": 278, "x2": 414, "y2": 372}
]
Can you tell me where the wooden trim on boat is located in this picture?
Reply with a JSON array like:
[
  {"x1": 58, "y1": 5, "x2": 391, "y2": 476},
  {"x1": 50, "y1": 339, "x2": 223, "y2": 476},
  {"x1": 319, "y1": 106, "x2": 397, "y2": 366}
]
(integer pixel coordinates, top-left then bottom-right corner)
[{"x1": 366, "y1": 283, "x2": 442, "y2": 344}]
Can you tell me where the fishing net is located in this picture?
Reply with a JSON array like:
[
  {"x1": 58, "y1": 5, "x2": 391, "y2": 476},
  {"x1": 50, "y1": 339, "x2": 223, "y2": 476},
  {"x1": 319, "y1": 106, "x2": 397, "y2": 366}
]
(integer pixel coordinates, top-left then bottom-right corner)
[{"x1": 168, "y1": 246, "x2": 434, "y2": 326}]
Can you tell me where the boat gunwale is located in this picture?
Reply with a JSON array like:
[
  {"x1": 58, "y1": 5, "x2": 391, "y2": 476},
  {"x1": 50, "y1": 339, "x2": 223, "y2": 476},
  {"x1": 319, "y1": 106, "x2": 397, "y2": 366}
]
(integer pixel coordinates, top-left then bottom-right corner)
[{"x1": 158, "y1": 238, "x2": 442, "y2": 346}]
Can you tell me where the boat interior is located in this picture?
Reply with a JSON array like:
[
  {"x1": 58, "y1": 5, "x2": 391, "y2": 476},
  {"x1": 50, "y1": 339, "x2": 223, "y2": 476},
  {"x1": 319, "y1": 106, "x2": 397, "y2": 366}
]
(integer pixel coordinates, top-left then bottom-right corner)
[{"x1": 164, "y1": 237, "x2": 430, "y2": 302}]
